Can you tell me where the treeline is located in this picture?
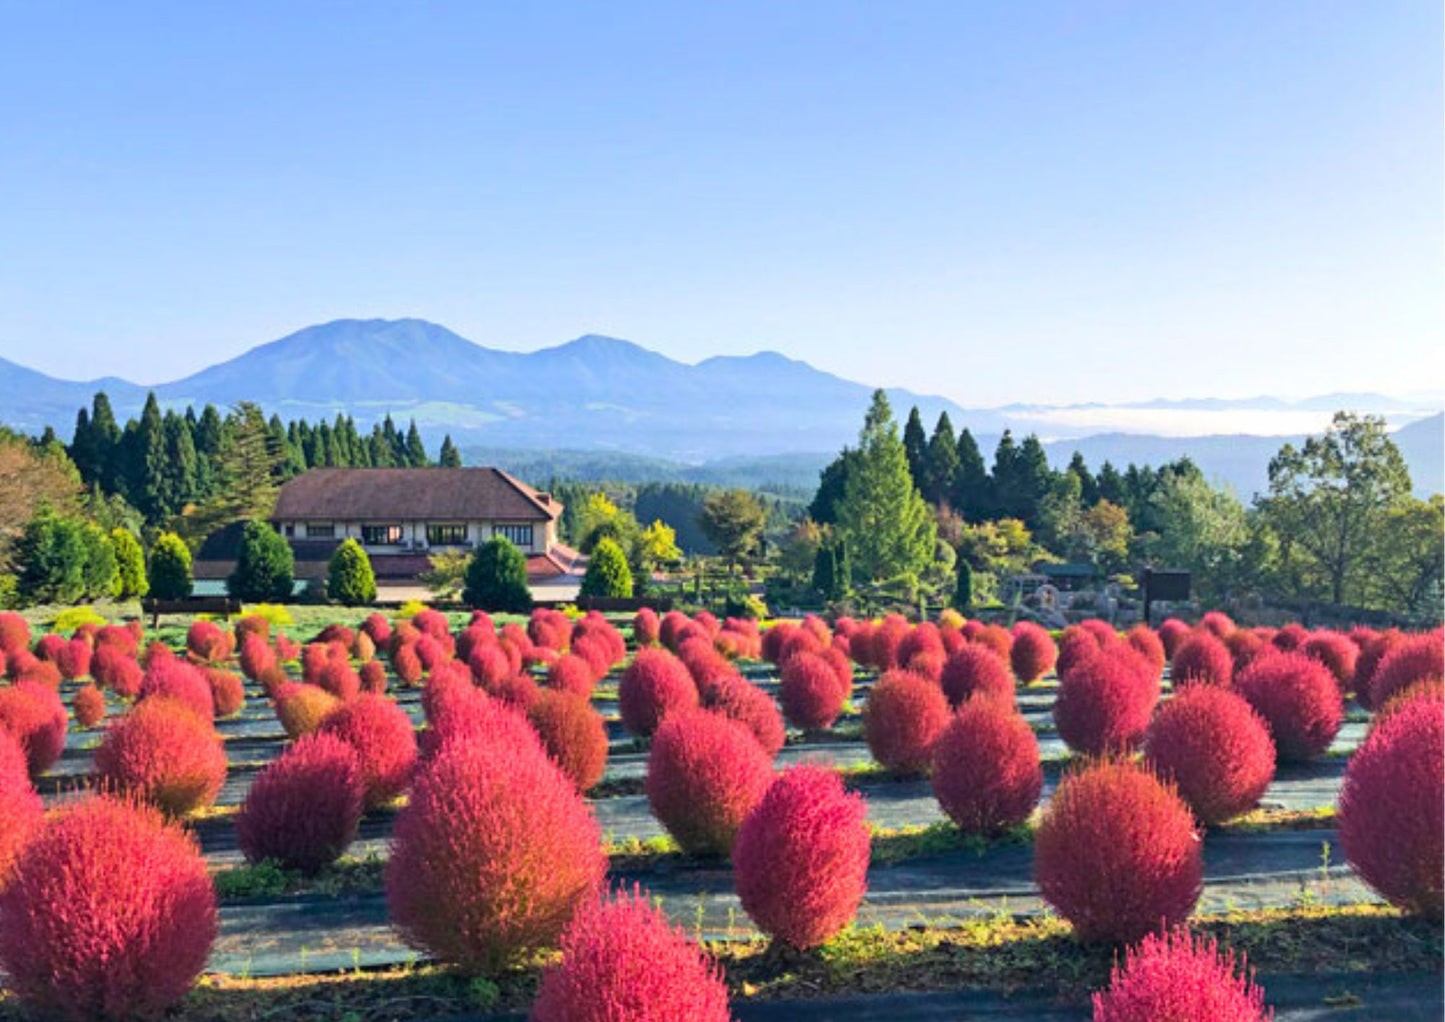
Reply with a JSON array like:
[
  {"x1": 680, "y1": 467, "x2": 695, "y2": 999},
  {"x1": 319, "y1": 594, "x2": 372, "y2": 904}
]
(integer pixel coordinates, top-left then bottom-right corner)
[{"x1": 549, "y1": 480, "x2": 801, "y2": 556}]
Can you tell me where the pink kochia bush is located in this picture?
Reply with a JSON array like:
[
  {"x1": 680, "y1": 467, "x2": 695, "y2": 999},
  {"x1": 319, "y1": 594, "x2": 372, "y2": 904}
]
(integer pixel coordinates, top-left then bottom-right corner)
[
  {"x1": 93, "y1": 698, "x2": 227, "y2": 818},
  {"x1": 1010, "y1": 621, "x2": 1057, "y2": 683},
  {"x1": 863, "y1": 669, "x2": 951, "y2": 776},
  {"x1": 1171, "y1": 632, "x2": 1234, "y2": 688},
  {"x1": 779, "y1": 651, "x2": 847, "y2": 732},
  {"x1": 235, "y1": 732, "x2": 364, "y2": 874},
  {"x1": 72, "y1": 684, "x2": 107, "y2": 728},
  {"x1": 1337, "y1": 695, "x2": 1443, "y2": 918},
  {"x1": 386, "y1": 733, "x2": 607, "y2": 974},
  {"x1": 732, "y1": 765, "x2": 870, "y2": 949},
  {"x1": 528, "y1": 690, "x2": 609, "y2": 792},
  {"x1": 0, "y1": 680, "x2": 68, "y2": 777},
  {"x1": 1053, "y1": 647, "x2": 1159, "y2": 756},
  {"x1": 1368, "y1": 632, "x2": 1444, "y2": 710},
  {"x1": 931, "y1": 696, "x2": 1042, "y2": 836},
  {"x1": 705, "y1": 675, "x2": 786, "y2": 758},
  {"x1": 618, "y1": 648, "x2": 699, "y2": 738},
  {"x1": 1092, "y1": 926, "x2": 1273, "y2": 1022},
  {"x1": 139, "y1": 656, "x2": 215, "y2": 720},
  {"x1": 0, "y1": 796, "x2": 217, "y2": 1022},
  {"x1": 317, "y1": 693, "x2": 419, "y2": 809},
  {"x1": 1034, "y1": 760, "x2": 1202, "y2": 944},
  {"x1": 1233, "y1": 652, "x2": 1342, "y2": 762},
  {"x1": 1143, "y1": 686, "x2": 1276, "y2": 825},
  {"x1": 941, "y1": 643, "x2": 1015, "y2": 709},
  {"x1": 646, "y1": 709, "x2": 774, "y2": 855},
  {"x1": 530, "y1": 885, "x2": 733, "y2": 1022},
  {"x1": 0, "y1": 731, "x2": 43, "y2": 886}
]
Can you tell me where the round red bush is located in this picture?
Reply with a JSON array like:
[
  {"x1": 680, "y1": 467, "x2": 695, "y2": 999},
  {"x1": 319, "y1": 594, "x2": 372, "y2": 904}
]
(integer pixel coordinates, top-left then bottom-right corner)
[
  {"x1": 1092, "y1": 926, "x2": 1272, "y2": 1021},
  {"x1": 1034, "y1": 760, "x2": 1202, "y2": 944},
  {"x1": 897, "y1": 623, "x2": 944, "y2": 672},
  {"x1": 632, "y1": 607, "x2": 661, "y2": 646},
  {"x1": 1053, "y1": 647, "x2": 1159, "y2": 756},
  {"x1": 392, "y1": 641, "x2": 424, "y2": 686},
  {"x1": 92, "y1": 645, "x2": 143, "y2": 697},
  {"x1": 186, "y1": 620, "x2": 230, "y2": 662},
  {"x1": 941, "y1": 644, "x2": 1015, "y2": 709},
  {"x1": 54, "y1": 637, "x2": 92, "y2": 681},
  {"x1": 205, "y1": 667, "x2": 246, "y2": 718},
  {"x1": 235, "y1": 732, "x2": 364, "y2": 874},
  {"x1": 1125, "y1": 626, "x2": 1165, "y2": 674},
  {"x1": 732, "y1": 765, "x2": 870, "y2": 949},
  {"x1": 94, "y1": 698, "x2": 226, "y2": 818},
  {"x1": 530, "y1": 885, "x2": 732, "y2": 1022},
  {"x1": 317, "y1": 693, "x2": 418, "y2": 808},
  {"x1": 1301, "y1": 630, "x2": 1359, "y2": 692},
  {"x1": 0, "y1": 613, "x2": 30, "y2": 656},
  {"x1": 1353, "y1": 629, "x2": 1405, "y2": 709},
  {"x1": 0, "y1": 730, "x2": 42, "y2": 886},
  {"x1": 1197, "y1": 611, "x2": 1235, "y2": 639},
  {"x1": 1271, "y1": 623, "x2": 1307, "y2": 651},
  {"x1": 1369, "y1": 633, "x2": 1444, "y2": 711},
  {"x1": 274, "y1": 683, "x2": 341, "y2": 739},
  {"x1": 705, "y1": 675, "x2": 786, "y2": 758},
  {"x1": 0, "y1": 681, "x2": 68, "y2": 777},
  {"x1": 0, "y1": 796, "x2": 216, "y2": 1021},
  {"x1": 779, "y1": 651, "x2": 846, "y2": 732},
  {"x1": 73, "y1": 684, "x2": 106, "y2": 728},
  {"x1": 139, "y1": 656, "x2": 214, "y2": 719},
  {"x1": 1171, "y1": 632, "x2": 1233, "y2": 688},
  {"x1": 33, "y1": 633, "x2": 66, "y2": 664},
  {"x1": 863, "y1": 669, "x2": 950, "y2": 776},
  {"x1": 360, "y1": 659, "x2": 388, "y2": 694},
  {"x1": 972, "y1": 623, "x2": 1014, "y2": 662},
  {"x1": 386, "y1": 735, "x2": 607, "y2": 974},
  {"x1": 316, "y1": 659, "x2": 361, "y2": 702},
  {"x1": 468, "y1": 642, "x2": 512, "y2": 691},
  {"x1": 1157, "y1": 619, "x2": 1192, "y2": 660},
  {"x1": 1337, "y1": 695, "x2": 1443, "y2": 918},
  {"x1": 1233, "y1": 651, "x2": 1342, "y2": 762},
  {"x1": 1010, "y1": 621, "x2": 1057, "y2": 683},
  {"x1": 1223, "y1": 629, "x2": 1266, "y2": 672},
  {"x1": 619, "y1": 648, "x2": 699, "y2": 738},
  {"x1": 646, "y1": 708, "x2": 774, "y2": 855},
  {"x1": 238, "y1": 634, "x2": 277, "y2": 681},
  {"x1": 420, "y1": 682, "x2": 542, "y2": 760},
  {"x1": 361, "y1": 612, "x2": 392, "y2": 647},
  {"x1": 931, "y1": 697, "x2": 1042, "y2": 835},
  {"x1": 1143, "y1": 686, "x2": 1275, "y2": 825},
  {"x1": 548, "y1": 653, "x2": 597, "y2": 698},
  {"x1": 528, "y1": 690, "x2": 609, "y2": 791}
]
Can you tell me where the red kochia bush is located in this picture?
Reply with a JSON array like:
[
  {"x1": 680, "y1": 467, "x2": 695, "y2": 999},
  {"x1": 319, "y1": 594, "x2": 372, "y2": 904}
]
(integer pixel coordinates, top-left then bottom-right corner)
[
  {"x1": 733, "y1": 765, "x2": 870, "y2": 949},
  {"x1": 386, "y1": 735, "x2": 607, "y2": 974},
  {"x1": 1353, "y1": 629, "x2": 1405, "y2": 709},
  {"x1": 1034, "y1": 760, "x2": 1202, "y2": 944},
  {"x1": 1171, "y1": 632, "x2": 1233, "y2": 688},
  {"x1": 646, "y1": 709, "x2": 774, "y2": 855},
  {"x1": 94, "y1": 698, "x2": 227, "y2": 818},
  {"x1": 1053, "y1": 647, "x2": 1159, "y2": 756},
  {"x1": 0, "y1": 613, "x2": 29, "y2": 656},
  {"x1": 1337, "y1": 695, "x2": 1443, "y2": 918},
  {"x1": 1010, "y1": 621, "x2": 1057, "y2": 683},
  {"x1": 619, "y1": 648, "x2": 699, "y2": 738},
  {"x1": 1301, "y1": 631, "x2": 1358, "y2": 692},
  {"x1": 632, "y1": 607, "x2": 661, "y2": 647},
  {"x1": 274, "y1": 683, "x2": 341, "y2": 739},
  {"x1": 705, "y1": 675, "x2": 786, "y2": 757},
  {"x1": 317, "y1": 693, "x2": 418, "y2": 808},
  {"x1": 140, "y1": 656, "x2": 215, "y2": 720},
  {"x1": 205, "y1": 667, "x2": 245, "y2": 718},
  {"x1": 235, "y1": 732, "x2": 364, "y2": 874},
  {"x1": 1198, "y1": 611, "x2": 1235, "y2": 638},
  {"x1": 1369, "y1": 633, "x2": 1444, "y2": 710},
  {"x1": 1092, "y1": 926, "x2": 1273, "y2": 1022},
  {"x1": 33, "y1": 634, "x2": 66, "y2": 664},
  {"x1": 779, "y1": 651, "x2": 846, "y2": 732},
  {"x1": 1224, "y1": 629, "x2": 1266, "y2": 672},
  {"x1": 1144, "y1": 686, "x2": 1276, "y2": 825},
  {"x1": 941, "y1": 644, "x2": 1015, "y2": 709},
  {"x1": 0, "y1": 681, "x2": 68, "y2": 777},
  {"x1": 0, "y1": 796, "x2": 216, "y2": 1022},
  {"x1": 360, "y1": 659, "x2": 388, "y2": 694},
  {"x1": 316, "y1": 659, "x2": 361, "y2": 702},
  {"x1": 1271, "y1": 623, "x2": 1307, "y2": 651},
  {"x1": 238, "y1": 634, "x2": 276, "y2": 681},
  {"x1": 931, "y1": 696, "x2": 1042, "y2": 835},
  {"x1": 1125, "y1": 626, "x2": 1165, "y2": 674},
  {"x1": 392, "y1": 642, "x2": 424, "y2": 687},
  {"x1": 92, "y1": 644, "x2": 142, "y2": 696},
  {"x1": 186, "y1": 620, "x2": 230, "y2": 662},
  {"x1": 73, "y1": 684, "x2": 107, "y2": 728},
  {"x1": 530, "y1": 885, "x2": 733, "y2": 1022},
  {"x1": 0, "y1": 730, "x2": 42, "y2": 886},
  {"x1": 1233, "y1": 652, "x2": 1342, "y2": 762},
  {"x1": 548, "y1": 654, "x2": 597, "y2": 698},
  {"x1": 528, "y1": 690, "x2": 609, "y2": 791},
  {"x1": 864, "y1": 669, "x2": 951, "y2": 776},
  {"x1": 54, "y1": 637, "x2": 92, "y2": 681},
  {"x1": 1157, "y1": 619, "x2": 1192, "y2": 660}
]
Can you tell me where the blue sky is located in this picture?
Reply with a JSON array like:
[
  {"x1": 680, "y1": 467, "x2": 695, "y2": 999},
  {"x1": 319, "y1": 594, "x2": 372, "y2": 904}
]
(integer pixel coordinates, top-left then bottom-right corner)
[{"x1": 0, "y1": 1, "x2": 1438, "y2": 406}]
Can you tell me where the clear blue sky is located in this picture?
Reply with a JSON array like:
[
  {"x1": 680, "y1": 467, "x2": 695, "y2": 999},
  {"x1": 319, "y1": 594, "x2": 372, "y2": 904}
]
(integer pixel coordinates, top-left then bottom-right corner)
[{"x1": 0, "y1": 2, "x2": 1438, "y2": 406}]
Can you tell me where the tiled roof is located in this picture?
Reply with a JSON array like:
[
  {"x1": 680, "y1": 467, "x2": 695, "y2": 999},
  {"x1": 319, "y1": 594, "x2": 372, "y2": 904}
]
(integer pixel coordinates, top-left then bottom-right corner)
[{"x1": 271, "y1": 468, "x2": 560, "y2": 522}]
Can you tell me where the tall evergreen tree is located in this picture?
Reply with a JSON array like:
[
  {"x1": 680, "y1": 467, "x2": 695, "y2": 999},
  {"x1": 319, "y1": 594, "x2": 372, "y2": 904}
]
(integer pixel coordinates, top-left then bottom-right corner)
[
  {"x1": 69, "y1": 407, "x2": 99, "y2": 487},
  {"x1": 89, "y1": 392, "x2": 122, "y2": 494},
  {"x1": 951, "y1": 427, "x2": 990, "y2": 521},
  {"x1": 161, "y1": 411, "x2": 199, "y2": 515},
  {"x1": 921, "y1": 412, "x2": 960, "y2": 506},
  {"x1": 1067, "y1": 451, "x2": 1098, "y2": 506},
  {"x1": 808, "y1": 447, "x2": 858, "y2": 526},
  {"x1": 1014, "y1": 435, "x2": 1056, "y2": 530},
  {"x1": 127, "y1": 393, "x2": 169, "y2": 523},
  {"x1": 836, "y1": 391, "x2": 936, "y2": 582},
  {"x1": 1096, "y1": 460, "x2": 1125, "y2": 505},
  {"x1": 989, "y1": 430, "x2": 1021, "y2": 519},
  {"x1": 902, "y1": 407, "x2": 928, "y2": 490},
  {"x1": 405, "y1": 419, "x2": 428, "y2": 467},
  {"x1": 438, "y1": 435, "x2": 463, "y2": 467}
]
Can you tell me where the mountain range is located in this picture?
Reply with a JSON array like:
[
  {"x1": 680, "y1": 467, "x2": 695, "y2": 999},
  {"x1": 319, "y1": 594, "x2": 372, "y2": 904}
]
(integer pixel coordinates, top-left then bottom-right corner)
[{"x1": 0, "y1": 318, "x2": 1439, "y2": 499}]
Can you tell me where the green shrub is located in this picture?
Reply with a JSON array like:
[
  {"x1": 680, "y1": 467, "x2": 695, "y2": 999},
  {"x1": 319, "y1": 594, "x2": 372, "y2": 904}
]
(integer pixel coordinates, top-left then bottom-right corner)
[
  {"x1": 463, "y1": 537, "x2": 532, "y2": 612},
  {"x1": 326, "y1": 539, "x2": 377, "y2": 606},
  {"x1": 0, "y1": 575, "x2": 17, "y2": 611},
  {"x1": 112, "y1": 528, "x2": 148, "y2": 600},
  {"x1": 242, "y1": 603, "x2": 294, "y2": 628},
  {"x1": 580, "y1": 538, "x2": 632, "y2": 599},
  {"x1": 14, "y1": 504, "x2": 87, "y2": 605},
  {"x1": 79, "y1": 523, "x2": 118, "y2": 599},
  {"x1": 53, "y1": 606, "x2": 108, "y2": 633},
  {"x1": 228, "y1": 521, "x2": 295, "y2": 603},
  {"x1": 953, "y1": 558, "x2": 973, "y2": 611},
  {"x1": 397, "y1": 599, "x2": 428, "y2": 620},
  {"x1": 148, "y1": 532, "x2": 193, "y2": 600}
]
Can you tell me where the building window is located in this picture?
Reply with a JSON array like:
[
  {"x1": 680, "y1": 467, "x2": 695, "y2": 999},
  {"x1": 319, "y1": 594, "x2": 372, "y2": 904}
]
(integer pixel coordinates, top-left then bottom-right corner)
[
  {"x1": 283, "y1": 523, "x2": 294, "y2": 537},
  {"x1": 361, "y1": 524, "x2": 404, "y2": 546},
  {"x1": 426, "y1": 523, "x2": 467, "y2": 546},
  {"x1": 493, "y1": 524, "x2": 533, "y2": 548},
  {"x1": 305, "y1": 522, "x2": 335, "y2": 539}
]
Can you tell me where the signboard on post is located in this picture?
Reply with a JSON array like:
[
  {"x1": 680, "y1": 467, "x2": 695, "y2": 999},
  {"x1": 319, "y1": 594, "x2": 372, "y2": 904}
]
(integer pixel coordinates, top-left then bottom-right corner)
[{"x1": 1141, "y1": 568, "x2": 1191, "y2": 626}]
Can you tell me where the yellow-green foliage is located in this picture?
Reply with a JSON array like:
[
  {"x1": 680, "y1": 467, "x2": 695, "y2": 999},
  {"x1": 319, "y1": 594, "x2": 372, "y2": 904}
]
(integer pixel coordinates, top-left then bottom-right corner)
[
  {"x1": 397, "y1": 599, "x2": 429, "y2": 620},
  {"x1": 243, "y1": 603, "x2": 295, "y2": 629},
  {"x1": 52, "y1": 605, "x2": 108, "y2": 633}
]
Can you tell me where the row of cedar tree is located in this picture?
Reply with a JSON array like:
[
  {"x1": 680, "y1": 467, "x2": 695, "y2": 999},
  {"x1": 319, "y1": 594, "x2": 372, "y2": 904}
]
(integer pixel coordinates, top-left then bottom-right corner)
[{"x1": 0, "y1": 604, "x2": 1438, "y2": 1019}]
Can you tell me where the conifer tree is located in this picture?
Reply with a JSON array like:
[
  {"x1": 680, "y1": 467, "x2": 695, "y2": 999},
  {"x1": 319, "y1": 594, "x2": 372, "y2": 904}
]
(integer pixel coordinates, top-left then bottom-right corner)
[
  {"x1": 836, "y1": 391, "x2": 936, "y2": 582},
  {"x1": 951, "y1": 427, "x2": 990, "y2": 521},
  {"x1": 902, "y1": 406, "x2": 928, "y2": 491},
  {"x1": 921, "y1": 412, "x2": 960, "y2": 506},
  {"x1": 438, "y1": 435, "x2": 462, "y2": 467}
]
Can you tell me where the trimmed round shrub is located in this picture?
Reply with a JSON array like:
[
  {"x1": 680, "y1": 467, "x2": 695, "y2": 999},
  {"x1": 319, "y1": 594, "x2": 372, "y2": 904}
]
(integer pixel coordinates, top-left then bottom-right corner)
[
  {"x1": 1223, "y1": 629, "x2": 1266, "y2": 672},
  {"x1": 316, "y1": 693, "x2": 419, "y2": 808},
  {"x1": 732, "y1": 765, "x2": 870, "y2": 949},
  {"x1": 1034, "y1": 760, "x2": 1202, "y2": 944},
  {"x1": 1010, "y1": 621, "x2": 1057, "y2": 683},
  {"x1": 54, "y1": 637, "x2": 92, "y2": 681},
  {"x1": 931, "y1": 696, "x2": 1043, "y2": 835},
  {"x1": 274, "y1": 683, "x2": 342, "y2": 739},
  {"x1": 1157, "y1": 619, "x2": 1192, "y2": 660},
  {"x1": 205, "y1": 667, "x2": 245, "y2": 718},
  {"x1": 1301, "y1": 630, "x2": 1358, "y2": 692},
  {"x1": 1125, "y1": 625, "x2": 1165, "y2": 674},
  {"x1": 1271, "y1": 622, "x2": 1308, "y2": 651},
  {"x1": 1353, "y1": 629, "x2": 1405, "y2": 708},
  {"x1": 528, "y1": 690, "x2": 609, "y2": 791},
  {"x1": 73, "y1": 683, "x2": 106, "y2": 728},
  {"x1": 580, "y1": 537, "x2": 633, "y2": 598},
  {"x1": 1369, "y1": 633, "x2": 1444, "y2": 710},
  {"x1": 228, "y1": 520, "x2": 294, "y2": 602},
  {"x1": 1198, "y1": 611, "x2": 1235, "y2": 638},
  {"x1": 1143, "y1": 686, "x2": 1276, "y2": 825},
  {"x1": 1372, "y1": 678, "x2": 1444, "y2": 734},
  {"x1": 897, "y1": 623, "x2": 944, "y2": 672},
  {"x1": 463, "y1": 536, "x2": 533, "y2": 612},
  {"x1": 327, "y1": 538, "x2": 378, "y2": 605},
  {"x1": 316, "y1": 658, "x2": 362, "y2": 702},
  {"x1": 419, "y1": 682, "x2": 543, "y2": 760},
  {"x1": 238, "y1": 634, "x2": 277, "y2": 681},
  {"x1": 530, "y1": 885, "x2": 733, "y2": 1022},
  {"x1": 863, "y1": 669, "x2": 951, "y2": 776},
  {"x1": 646, "y1": 708, "x2": 774, "y2": 855},
  {"x1": 0, "y1": 613, "x2": 30, "y2": 656},
  {"x1": 468, "y1": 642, "x2": 513, "y2": 691},
  {"x1": 972, "y1": 623, "x2": 1014, "y2": 662},
  {"x1": 779, "y1": 651, "x2": 846, "y2": 732},
  {"x1": 386, "y1": 735, "x2": 607, "y2": 974},
  {"x1": 0, "y1": 681, "x2": 68, "y2": 777},
  {"x1": 1337, "y1": 695, "x2": 1443, "y2": 918},
  {"x1": 93, "y1": 698, "x2": 226, "y2": 818},
  {"x1": 0, "y1": 731, "x2": 42, "y2": 886},
  {"x1": 705, "y1": 675, "x2": 786, "y2": 758},
  {"x1": 139, "y1": 656, "x2": 214, "y2": 720},
  {"x1": 941, "y1": 644, "x2": 1015, "y2": 709},
  {"x1": 1057, "y1": 626, "x2": 1106, "y2": 679},
  {"x1": 360, "y1": 659, "x2": 388, "y2": 694},
  {"x1": 1053, "y1": 647, "x2": 1159, "y2": 756},
  {"x1": 633, "y1": 607, "x2": 662, "y2": 646},
  {"x1": 618, "y1": 648, "x2": 699, "y2": 738},
  {"x1": 186, "y1": 620, "x2": 230, "y2": 662},
  {"x1": 1171, "y1": 632, "x2": 1233, "y2": 688},
  {"x1": 1092, "y1": 926, "x2": 1272, "y2": 1021},
  {"x1": 14, "y1": 659, "x2": 60, "y2": 690},
  {"x1": 0, "y1": 796, "x2": 216, "y2": 1020},
  {"x1": 92, "y1": 644, "x2": 141, "y2": 696},
  {"x1": 235, "y1": 732, "x2": 365, "y2": 874},
  {"x1": 1234, "y1": 651, "x2": 1342, "y2": 762}
]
